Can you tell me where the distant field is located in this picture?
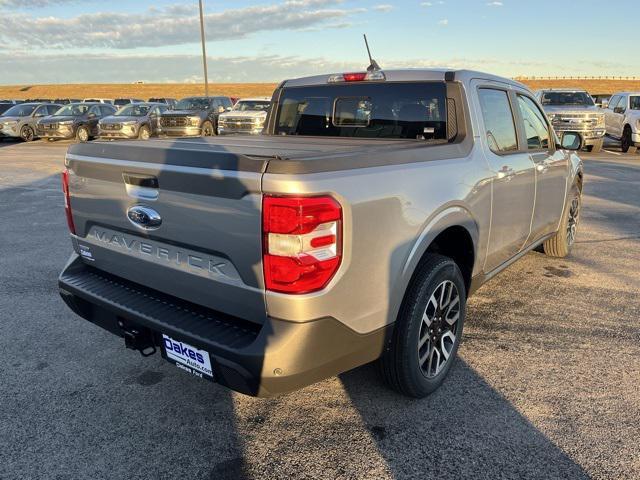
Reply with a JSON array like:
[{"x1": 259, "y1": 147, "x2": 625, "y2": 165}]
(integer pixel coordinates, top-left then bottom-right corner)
[
  {"x1": 0, "y1": 79, "x2": 638, "y2": 101},
  {"x1": 0, "y1": 83, "x2": 278, "y2": 101}
]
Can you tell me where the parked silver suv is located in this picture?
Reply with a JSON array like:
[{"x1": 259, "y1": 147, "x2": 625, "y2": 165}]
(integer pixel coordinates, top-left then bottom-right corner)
[
  {"x1": 536, "y1": 89, "x2": 606, "y2": 152},
  {"x1": 0, "y1": 103, "x2": 61, "y2": 141},
  {"x1": 98, "y1": 102, "x2": 168, "y2": 140}
]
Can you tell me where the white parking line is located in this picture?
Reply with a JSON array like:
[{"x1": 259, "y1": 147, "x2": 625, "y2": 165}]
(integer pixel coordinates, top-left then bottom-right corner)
[{"x1": 604, "y1": 149, "x2": 622, "y2": 156}]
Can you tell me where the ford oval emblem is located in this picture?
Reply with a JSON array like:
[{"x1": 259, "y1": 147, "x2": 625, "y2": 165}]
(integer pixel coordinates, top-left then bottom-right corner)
[{"x1": 127, "y1": 205, "x2": 162, "y2": 230}]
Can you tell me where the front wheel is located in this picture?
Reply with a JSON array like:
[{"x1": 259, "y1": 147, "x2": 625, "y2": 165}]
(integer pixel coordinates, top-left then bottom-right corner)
[
  {"x1": 621, "y1": 126, "x2": 637, "y2": 154},
  {"x1": 543, "y1": 186, "x2": 581, "y2": 258},
  {"x1": 76, "y1": 126, "x2": 89, "y2": 142},
  {"x1": 138, "y1": 125, "x2": 150, "y2": 140},
  {"x1": 379, "y1": 254, "x2": 466, "y2": 398},
  {"x1": 20, "y1": 125, "x2": 35, "y2": 142},
  {"x1": 201, "y1": 121, "x2": 215, "y2": 137}
]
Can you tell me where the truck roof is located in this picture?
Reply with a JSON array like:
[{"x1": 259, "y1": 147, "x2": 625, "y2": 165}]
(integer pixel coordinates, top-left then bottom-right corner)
[
  {"x1": 282, "y1": 68, "x2": 528, "y2": 90},
  {"x1": 610, "y1": 91, "x2": 640, "y2": 96}
]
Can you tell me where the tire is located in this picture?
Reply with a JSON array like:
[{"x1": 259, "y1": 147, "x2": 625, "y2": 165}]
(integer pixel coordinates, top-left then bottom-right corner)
[
  {"x1": 138, "y1": 125, "x2": 150, "y2": 140},
  {"x1": 20, "y1": 125, "x2": 35, "y2": 142},
  {"x1": 587, "y1": 138, "x2": 603, "y2": 153},
  {"x1": 201, "y1": 121, "x2": 215, "y2": 137},
  {"x1": 76, "y1": 126, "x2": 89, "y2": 142},
  {"x1": 543, "y1": 186, "x2": 581, "y2": 258},
  {"x1": 621, "y1": 126, "x2": 637, "y2": 154},
  {"x1": 379, "y1": 254, "x2": 466, "y2": 398}
]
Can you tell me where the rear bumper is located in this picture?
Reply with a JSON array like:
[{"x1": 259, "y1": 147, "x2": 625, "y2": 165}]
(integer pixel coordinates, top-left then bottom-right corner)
[{"x1": 58, "y1": 255, "x2": 390, "y2": 397}]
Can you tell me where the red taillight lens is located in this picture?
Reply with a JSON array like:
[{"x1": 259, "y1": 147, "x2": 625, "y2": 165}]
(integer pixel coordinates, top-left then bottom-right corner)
[
  {"x1": 263, "y1": 195, "x2": 342, "y2": 294},
  {"x1": 61, "y1": 169, "x2": 76, "y2": 235}
]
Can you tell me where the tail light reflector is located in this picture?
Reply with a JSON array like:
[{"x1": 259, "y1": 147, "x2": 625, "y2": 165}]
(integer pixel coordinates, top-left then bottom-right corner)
[
  {"x1": 61, "y1": 169, "x2": 76, "y2": 235},
  {"x1": 263, "y1": 195, "x2": 342, "y2": 294}
]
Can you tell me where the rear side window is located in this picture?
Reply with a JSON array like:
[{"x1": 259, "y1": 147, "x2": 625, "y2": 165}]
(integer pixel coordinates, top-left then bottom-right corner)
[
  {"x1": 631, "y1": 96, "x2": 640, "y2": 110},
  {"x1": 274, "y1": 82, "x2": 448, "y2": 140},
  {"x1": 478, "y1": 88, "x2": 518, "y2": 153},
  {"x1": 517, "y1": 95, "x2": 550, "y2": 150}
]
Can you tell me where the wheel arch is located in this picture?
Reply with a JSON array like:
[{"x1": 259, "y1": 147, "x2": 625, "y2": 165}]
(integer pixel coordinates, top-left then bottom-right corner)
[{"x1": 389, "y1": 207, "x2": 479, "y2": 327}]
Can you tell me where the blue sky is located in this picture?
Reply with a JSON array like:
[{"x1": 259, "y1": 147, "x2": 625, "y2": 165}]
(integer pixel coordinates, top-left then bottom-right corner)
[{"x1": 0, "y1": 0, "x2": 636, "y2": 84}]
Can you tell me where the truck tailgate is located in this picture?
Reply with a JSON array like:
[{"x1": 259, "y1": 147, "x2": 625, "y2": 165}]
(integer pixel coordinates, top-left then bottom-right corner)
[{"x1": 65, "y1": 139, "x2": 268, "y2": 324}]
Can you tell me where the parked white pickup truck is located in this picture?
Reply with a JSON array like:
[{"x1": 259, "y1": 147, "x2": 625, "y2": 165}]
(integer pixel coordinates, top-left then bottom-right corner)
[
  {"x1": 218, "y1": 97, "x2": 271, "y2": 135},
  {"x1": 604, "y1": 92, "x2": 640, "y2": 154}
]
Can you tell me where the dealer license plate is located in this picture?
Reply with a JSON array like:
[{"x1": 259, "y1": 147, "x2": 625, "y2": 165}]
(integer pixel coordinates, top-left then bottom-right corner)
[{"x1": 161, "y1": 334, "x2": 214, "y2": 381}]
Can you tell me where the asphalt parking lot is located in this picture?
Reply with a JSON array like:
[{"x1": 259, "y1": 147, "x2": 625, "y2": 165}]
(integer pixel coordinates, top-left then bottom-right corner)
[{"x1": 0, "y1": 138, "x2": 638, "y2": 480}]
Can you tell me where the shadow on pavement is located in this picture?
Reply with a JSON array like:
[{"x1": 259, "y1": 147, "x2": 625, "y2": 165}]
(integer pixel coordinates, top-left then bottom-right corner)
[{"x1": 340, "y1": 359, "x2": 589, "y2": 479}]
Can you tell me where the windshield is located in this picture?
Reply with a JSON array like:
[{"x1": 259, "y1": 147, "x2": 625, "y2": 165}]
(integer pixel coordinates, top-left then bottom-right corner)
[
  {"x1": 630, "y1": 96, "x2": 640, "y2": 110},
  {"x1": 541, "y1": 91, "x2": 594, "y2": 106},
  {"x1": 115, "y1": 104, "x2": 151, "y2": 117},
  {"x1": 274, "y1": 82, "x2": 448, "y2": 140},
  {"x1": 175, "y1": 97, "x2": 210, "y2": 110},
  {"x1": 3, "y1": 104, "x2": 37, "y2": 117},
  {"x1": 54, "y1": 104, "x2": 90, "y2": 116},
  {"x1": 233, "y1": 100, "x2": 270, "y2": 112}
]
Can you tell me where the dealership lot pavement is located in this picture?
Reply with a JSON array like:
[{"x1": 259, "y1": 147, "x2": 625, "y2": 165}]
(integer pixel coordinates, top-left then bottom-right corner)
[{"x1": 0, "y1": 138, "x2": 638, "y2": 480}]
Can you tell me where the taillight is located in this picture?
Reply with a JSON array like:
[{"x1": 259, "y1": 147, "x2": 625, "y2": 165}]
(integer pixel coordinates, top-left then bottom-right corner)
[
  {"x1": 328, "y1": 71, "x2": 386, "y2": 83},
  {"x1": 61, "y1": 169, "x2": 76, "y2": 235},
  {"x1": 263, "y1": 195, "x2": 342, "y2": 294}
]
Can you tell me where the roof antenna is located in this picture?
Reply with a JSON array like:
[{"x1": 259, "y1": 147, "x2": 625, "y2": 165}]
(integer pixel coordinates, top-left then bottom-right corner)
[{"x1": 363, "y1": 34, "x2": 381, "y2": 71}]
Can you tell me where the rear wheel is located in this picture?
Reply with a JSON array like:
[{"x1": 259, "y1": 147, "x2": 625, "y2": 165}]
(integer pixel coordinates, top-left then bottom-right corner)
[
  {"x1": 138, "y1": 125, "x2": 150, "y2": 140},
  {"x1": 543, "y1": 186, "x2": 581, "y2": 258},
  {"x1": 379, "y1": 254, "x2": 466, "y2": 398},
  {"x1": 587, "y1": 138, "x2": 603, "y2": 153},
  {"x1": 20, "y1": 125, "x2": 35, "y2": 142},
  {"x1": 201, "y1": 121, "x2": 214, "y2": 137},
  {"x1": 621, "y1": 126, "x2": 637, "y2": 154},
  {"x1": 76, "y1": 126, "x2": 89, "y2": 142}
]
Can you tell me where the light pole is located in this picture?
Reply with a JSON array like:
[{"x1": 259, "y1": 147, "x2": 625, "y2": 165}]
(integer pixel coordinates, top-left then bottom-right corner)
[{"x1": 198, "y1": 0, "x2": 209, "y2": 97}]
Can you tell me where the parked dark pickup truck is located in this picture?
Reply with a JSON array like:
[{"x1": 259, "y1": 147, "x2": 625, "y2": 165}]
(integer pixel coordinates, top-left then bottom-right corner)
[
  {"x1": 159, "y1": 96, "x2": 233, "y2": 137},
  {"x1": 59, "y1": 69, "x2": 583, "y2": 398}
]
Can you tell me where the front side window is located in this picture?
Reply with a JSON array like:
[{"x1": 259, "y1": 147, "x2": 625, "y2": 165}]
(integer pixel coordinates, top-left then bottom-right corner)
[
  {"x1": 274, "y1": 82, "x2": 447, "y2": 140},
  {"x1": 478, "y1": 88, "x2": 518, "y2": 153},
  {"x1": 607, "y1": 96, "x2": 620, "y2": 111},
  {"x1": 517, "y1": 95, "x2": 550, "y2": 150},
  {"x1": 614, "y1": 96, "x2": 627, "y2": 113}
]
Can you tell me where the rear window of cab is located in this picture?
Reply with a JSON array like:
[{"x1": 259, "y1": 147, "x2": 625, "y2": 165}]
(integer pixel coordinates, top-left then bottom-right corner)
[{"x1": 274, "y1": 82, "x2": 448, "y2": 140}]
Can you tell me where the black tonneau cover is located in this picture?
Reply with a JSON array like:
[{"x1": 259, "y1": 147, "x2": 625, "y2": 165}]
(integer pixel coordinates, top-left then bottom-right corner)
[{"x1": 67, "y1": 135, "x2": 456, "y2": 175}]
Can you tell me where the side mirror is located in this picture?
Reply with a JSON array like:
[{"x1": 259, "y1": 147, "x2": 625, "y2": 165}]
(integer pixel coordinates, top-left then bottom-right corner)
[
  {"x1": 88, "y1": 113, "x2": 96, "y2": 119},
  {"x1": 226, "y1": 106, "x2": 232, "y2": 111},
  {"x1": 601, "y1": 100, "x2": 609, "y2": 109},
  {"x1": 614, "y1": 107, "x2": 625, "y2": 114},
  {"x1": 218, "y1": 106, "x2": 226, "y2": 113},
  {"x1": 560, "y1": 132, "x2": 582, "y2": 151}
]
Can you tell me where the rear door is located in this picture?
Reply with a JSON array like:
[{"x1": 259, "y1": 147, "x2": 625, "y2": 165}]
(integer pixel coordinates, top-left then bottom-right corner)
[
  {"x1": 65, "y1": 140, "x2": 269, "y2": 324},
  {"x1": 514, "y1": 92, "x2": 568, "y2": 240},
  {"x1": 475, "y1": 84, "x2": 536, "y2": 272}
]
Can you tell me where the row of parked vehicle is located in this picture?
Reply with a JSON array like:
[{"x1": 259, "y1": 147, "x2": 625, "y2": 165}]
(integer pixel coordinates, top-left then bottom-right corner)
[
  {"x1": 535, "y1": 88, "x2": 640, "y2": 154},
  {"x1": 1, "y1": 88, "x2": 638, "y2": 153},
  {"x1": 0, "y1": 96, "x2": 272, "y2": 142}
]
